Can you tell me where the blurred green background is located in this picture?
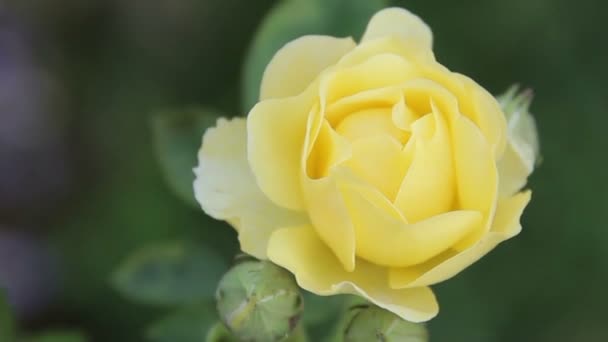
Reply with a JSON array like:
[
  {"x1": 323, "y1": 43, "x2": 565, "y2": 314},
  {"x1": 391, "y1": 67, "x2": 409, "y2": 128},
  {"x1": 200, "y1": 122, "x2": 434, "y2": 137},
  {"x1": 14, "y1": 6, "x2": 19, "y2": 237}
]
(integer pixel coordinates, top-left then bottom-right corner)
[{"x1": 0, "y1": 0, "x2": 606, "y2": 341}]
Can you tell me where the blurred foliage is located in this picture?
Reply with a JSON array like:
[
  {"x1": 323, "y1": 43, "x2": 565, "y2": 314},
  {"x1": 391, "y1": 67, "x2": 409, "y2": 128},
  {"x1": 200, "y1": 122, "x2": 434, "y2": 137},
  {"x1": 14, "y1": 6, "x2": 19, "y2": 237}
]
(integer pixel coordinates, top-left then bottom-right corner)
[
  {"x1": 151, "y1": 109, "x2": 221, "y2": 207},
  {"x1": 1, "y1": 291, "x2": 16, "y2": 341},
  {"x1": 2, "y1": 291, "x2": 85, "y2": 341},
  {"x1": 0, "y1": 0, "x2": 606, "y2": 341},
  {"x1": 145, "y1": 303, "x2": 217, "y2": 342},
  {"x1": 20, "y1": 331, "x2": 86, "y2": 342},
  {"x1": 112, "y1": 241, "x2": 226, "y2": 305}
]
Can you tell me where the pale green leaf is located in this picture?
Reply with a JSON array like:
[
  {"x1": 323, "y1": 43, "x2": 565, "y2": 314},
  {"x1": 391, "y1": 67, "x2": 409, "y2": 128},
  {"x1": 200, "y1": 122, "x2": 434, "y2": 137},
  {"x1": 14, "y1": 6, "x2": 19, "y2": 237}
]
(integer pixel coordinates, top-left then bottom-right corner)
[
  {"x1": 112, "y1": 241, "x2": 227, "y2": 305},
  {"x1": 152, "y1": 109, "x2": 220, "y2": 207},
  {"x1": 146, "y1": 304, "x2": 218, "y2": 342}
]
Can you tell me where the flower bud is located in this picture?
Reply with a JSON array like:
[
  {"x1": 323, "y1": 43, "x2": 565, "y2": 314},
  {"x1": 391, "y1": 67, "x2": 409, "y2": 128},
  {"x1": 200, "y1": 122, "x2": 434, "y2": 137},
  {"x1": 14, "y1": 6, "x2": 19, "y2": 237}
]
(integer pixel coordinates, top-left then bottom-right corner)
[
  {"x1": 343, "y1": 305, "x2": 428, "y2": 342},
  {"x1": 497, "y1": 84, "x2": 540, "y2": 168},
  {"x1": 206, "y1": 321, "x2": 237, "y2": 342},
  {"x1": 495, "y1": 84, "x2": 540, "y2": 196},
  {"x1": 216, "y1": 258, "x2": 303, "y2": 341}
]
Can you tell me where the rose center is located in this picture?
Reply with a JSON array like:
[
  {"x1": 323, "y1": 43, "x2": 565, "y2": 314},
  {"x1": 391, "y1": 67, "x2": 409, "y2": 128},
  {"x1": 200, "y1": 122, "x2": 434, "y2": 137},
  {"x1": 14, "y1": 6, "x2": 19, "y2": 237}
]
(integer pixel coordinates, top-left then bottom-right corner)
[{"x1": 335, "y1": 107, "x2": 410, "y2": 145}]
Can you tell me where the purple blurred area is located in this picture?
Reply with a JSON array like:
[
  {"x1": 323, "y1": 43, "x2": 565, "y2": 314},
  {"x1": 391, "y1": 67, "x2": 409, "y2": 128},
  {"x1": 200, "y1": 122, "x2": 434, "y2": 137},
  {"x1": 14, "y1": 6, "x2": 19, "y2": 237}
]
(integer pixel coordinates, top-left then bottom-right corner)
[
  {"x1": 0, "y1": 11, "x2": 68, "y2": 319},
  {"x1": 0, "y1": 230, "x2": 57, "y2": 319},
  {"x1": 0, "y1": 14, "x2": 70, "y2": 213}
]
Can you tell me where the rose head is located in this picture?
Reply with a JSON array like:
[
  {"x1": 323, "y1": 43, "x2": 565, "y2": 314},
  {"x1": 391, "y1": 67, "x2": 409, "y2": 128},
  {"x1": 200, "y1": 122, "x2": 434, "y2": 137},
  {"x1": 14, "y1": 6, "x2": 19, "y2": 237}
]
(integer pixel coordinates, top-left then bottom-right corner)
[{"x1": 195, "y1": 8, "x2": 538, "y2": 322}]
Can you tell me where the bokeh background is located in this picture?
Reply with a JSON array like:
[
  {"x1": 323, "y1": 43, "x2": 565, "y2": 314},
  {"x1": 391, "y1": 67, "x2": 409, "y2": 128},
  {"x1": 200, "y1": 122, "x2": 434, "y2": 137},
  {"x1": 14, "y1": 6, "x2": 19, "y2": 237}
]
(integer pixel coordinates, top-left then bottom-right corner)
[{"x1": 1, "y1": 0, "x2": 607, "y2": 341}]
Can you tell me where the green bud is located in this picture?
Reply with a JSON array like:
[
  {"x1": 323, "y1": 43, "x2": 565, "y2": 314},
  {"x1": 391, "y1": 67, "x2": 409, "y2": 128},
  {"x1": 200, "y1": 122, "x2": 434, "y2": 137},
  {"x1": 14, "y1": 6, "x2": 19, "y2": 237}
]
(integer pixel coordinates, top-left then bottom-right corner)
[
  {"x1": 216, "y1": 258, "x2": 303, "y2": 341},
  {"x1": 343, "y1": 305, "x2": 429, "y2": 342},
  {"x1": 497, "y1": 84, "x2": 533, "y2": 115},
  {"x1": 495, "y1": 84, "x2": 541, "y2": 195},
  {"x1": 206, "y1": 321, "x2": 238, "y2": 342},
  {"x1": 497, "y1": 84, "x2": 540, "y2": 167}
]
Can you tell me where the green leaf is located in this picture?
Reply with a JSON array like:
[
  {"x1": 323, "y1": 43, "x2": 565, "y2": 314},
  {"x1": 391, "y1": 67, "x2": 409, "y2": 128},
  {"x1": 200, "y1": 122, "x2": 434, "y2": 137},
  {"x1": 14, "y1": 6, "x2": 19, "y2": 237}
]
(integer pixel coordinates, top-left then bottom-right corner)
[
  {"x1": 0, "y1": 291, "x2": 16, "y2": 342},
  {"x1": 152, "y1": 108, "x2": 220, "y2": 207},
  {"x1": 112, "y1": 241, "x2": 227, "y2": 306},
  {"x1": 20, "y1": 331, "x2": 87, "y2": 342},
  {"x1": 302, "y1": 292, "x2": 348, "y2": 327},
  {"x1": 242, "y1": 0, "x2": 388, "y2": 112},
  {"x1": 146, "y1": 304, "x2": 219, "y2": 342}
]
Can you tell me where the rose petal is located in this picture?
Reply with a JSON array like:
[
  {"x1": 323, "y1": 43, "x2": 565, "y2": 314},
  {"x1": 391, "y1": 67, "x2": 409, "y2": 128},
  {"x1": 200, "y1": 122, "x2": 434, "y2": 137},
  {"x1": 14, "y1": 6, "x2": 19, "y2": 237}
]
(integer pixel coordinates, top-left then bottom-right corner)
[
  {"x1": 339, "y1": 180, "x2": 482, "y2": 268},
  {"x1": 391, "y1": 95, "x2": 418, "y2": 131},
  {"x1": 321, "y1": 53, "x2": 414, "y2": 104},
  {"x1": 267, "y1": 225, "x2": 439, "y2": 322},
  {"x1": 342, "y1": 135, "x2": 409, "y2": 200},
  {"x1": 326, "y1": 86, "x2": 403, "y2": 126},
  {"x1": 361, "y1": 8, "x2": 433, "y2": 51},
  {"x1": 394, "y1": 107, "x2": 454, "y2": 222},
  {"x1": 302, "y1": 109, "x2": 356, "y2": 271},
  {"x1": 248, "y1": 84, "x2": 318, "y2": 210},
  {"x1": 451, "y1": 115, "x2": 499, "y2": 250},
  {"x1": 194, "y1": 118, "x2": 306, "y2": 259},
  {"x1": 389, "y1": 191, "x2": 531, "y2": 288},
  {"x1": 498, "y1": 106, "x2": 539, "y2": 196},
  {"x1": 260, "y1": 35, "x2": 356, "y2": 101},
  {"x1": 337, "y1": 107, "x2": 409, "y2": 144},
  {"x1": 454, "y1": 74, "x2": 508, "y2": 157},
  {"x1": 306, "y1": 119, "x2": 351, "y2": 179},
  {"x1": 497, "y1": 141, "x2": 534, "y2": 197}
]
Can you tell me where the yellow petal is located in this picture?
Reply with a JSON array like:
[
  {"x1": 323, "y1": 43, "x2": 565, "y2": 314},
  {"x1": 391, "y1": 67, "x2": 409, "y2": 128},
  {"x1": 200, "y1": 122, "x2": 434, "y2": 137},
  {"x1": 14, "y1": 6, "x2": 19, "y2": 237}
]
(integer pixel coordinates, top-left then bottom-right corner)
[
  {"x1": 326, "y1": 86, "x2": 403, "y2": 126},
  {"x1": 342, "y1": 135, "x2": 408, "y2": 200},
  {"x1": 361, "y1": 8, "x2": 433, "y2": 51},
  {"x1": 391, "y1": 95, "x2": 418, "y2": 131},
  {"x1": 454, "y1": 74, "x2": 508, "y2": 157},
  {"x1": 394, "y1": 108, "x2": 454, "y2": 222},
  {"x1": 491, "y1": 190, "x2": 531, "y2": 237},
  {"x1": 401, "y1": 78, "x2": 460, "y2": 121},
  {"x1": 451, "y1": 115, "x2": 499, "y2": 250},
  {"x1": 302, "y1": 175, "x2": 357, "y2": 272},
  {"x1": 321, "y1": 53, "x2": 414, "y2": 104},
  {"x1": 260, "y1": 35, "x2": 356, "y2": 100},
  {"x1": 301, "y1": 106, "x2": 356, "y2": 271},
  {"x1": 194, "y1": 118, "x2": 306, "y2": 259},
  {"x1": 497, "y1": 141, "x2": 534, "y2": 197},
  {"x1": 336, "y1": 107, "x2": 409, "y2": 144},
  {"x1": 339, "y1": 36, "x2": 434, "y2": 71},
  {"x1": 389, "y1": 191, "x2": 531, "y2": 288},
  {"x1": 267, "y1": 225, "x2": 439, "y2": 322},
  {"x1": 248, "y1": 84, "x2": 317, "y2": 210},
  {"x1": 306, "y1": 118, "x2": 351, "y2": 179},
  {"x1": 340, "y1": 181, "x2": 482, "y2": 268}
]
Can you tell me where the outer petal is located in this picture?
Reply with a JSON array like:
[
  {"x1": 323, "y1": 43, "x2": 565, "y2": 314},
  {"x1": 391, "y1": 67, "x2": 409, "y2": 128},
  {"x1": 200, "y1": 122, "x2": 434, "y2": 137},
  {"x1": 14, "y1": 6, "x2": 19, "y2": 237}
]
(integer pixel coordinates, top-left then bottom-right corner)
[
  {"x1": 451, "y1": 115, "x2": 499, "y2": 250},
  {"x1": 498, "y1": 106, "x2": 539, "y2": 196},
  {"x1": 267, "y1": 225, "x2": 439, "y2": 322},
  {"x1": 260, "y1": 35, "x2": 356, "y2": 100},
  {"x1": 194, "y1": 117, "x2": 306, "y2": 259},
  {"x1": 454, "y1": 74, "x2": 508, "y2": 157},
  {"x1": 389, "y1": 191, "x2": 531, "y2": 288},
  {"x1": 248, "y1": 84, "x2": 317, "y2": 210},
  {"x1": 361, "y1": 7, "x2": 432, "y2": 51},
  {"x1": 497, "y1": 141, "x2": 534, "y2": 197}
]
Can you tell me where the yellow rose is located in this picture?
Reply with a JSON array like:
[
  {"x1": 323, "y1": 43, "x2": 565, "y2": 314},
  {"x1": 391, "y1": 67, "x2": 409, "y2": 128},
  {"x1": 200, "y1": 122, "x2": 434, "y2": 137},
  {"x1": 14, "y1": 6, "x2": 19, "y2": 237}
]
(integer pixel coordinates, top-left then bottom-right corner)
[{"x1": 194, "y1": 7, "x2": 538, "y2": 322}]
